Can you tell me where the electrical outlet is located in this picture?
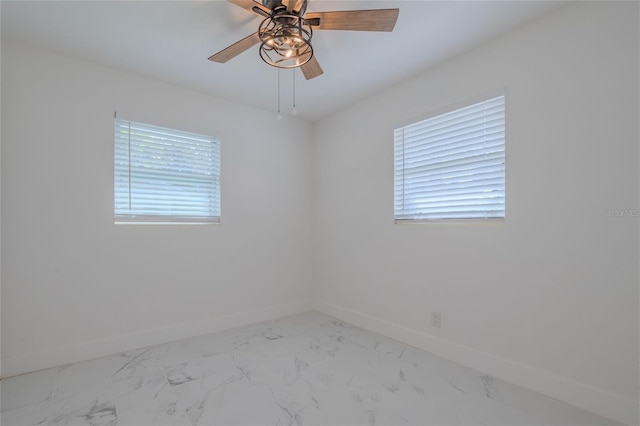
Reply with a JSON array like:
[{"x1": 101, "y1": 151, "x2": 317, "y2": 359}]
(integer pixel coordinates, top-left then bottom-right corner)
[{"x1": 431, "y1": 312, "x2": 441, "y2": 328}]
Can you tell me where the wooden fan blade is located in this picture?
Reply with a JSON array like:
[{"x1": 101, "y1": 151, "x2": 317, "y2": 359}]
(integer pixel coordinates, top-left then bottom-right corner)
[
  {"x1": 283, "y1": 0, "x2": 295, "y2": 12},
  {"x1": 305, "y1": 9, "x2": 399, "y2": 32},
  {"x1": 228, "y1": 0, "x2": 271, "y2": 17},
  {"x1": 300, "y1": 55, "x2": 323, "y2": 80},
  {"x1": 208, "y1": 32, "x2": 261, "y2": 63},
  {"x1": 283, "y1": 0, "x2": 304, "y2": 13}
]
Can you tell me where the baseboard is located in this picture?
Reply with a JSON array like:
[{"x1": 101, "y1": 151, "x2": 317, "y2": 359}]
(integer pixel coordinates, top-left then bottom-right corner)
[
  {"x1": 1, "y1": 300, "x2": 313, "y2": 379},
  {"x1": 314, "y1": 300, "x2": 639, "y2": 426}
]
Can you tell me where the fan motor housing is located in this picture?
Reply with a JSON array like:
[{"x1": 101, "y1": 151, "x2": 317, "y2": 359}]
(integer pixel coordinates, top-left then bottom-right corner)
[{"x1": 263, "y1": 0, "x2": 307, "y2": 15}]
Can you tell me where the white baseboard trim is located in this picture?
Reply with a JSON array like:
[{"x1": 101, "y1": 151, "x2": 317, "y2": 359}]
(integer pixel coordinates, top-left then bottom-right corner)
[
  {"x1": 1, "y1": 300, "x2": 313, "y2": 379},
  {"x1": 314, "y1": 300, "x2": 638, "y2": 426}
]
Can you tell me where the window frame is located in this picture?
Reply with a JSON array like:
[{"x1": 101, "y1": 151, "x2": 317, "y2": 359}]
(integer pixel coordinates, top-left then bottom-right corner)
[
  {"x1": 393, "y1": 93, "x2": 506, "y2": 223},
  {"x1": 114, "y1": 117, "x2": 221, "y2": 225}
]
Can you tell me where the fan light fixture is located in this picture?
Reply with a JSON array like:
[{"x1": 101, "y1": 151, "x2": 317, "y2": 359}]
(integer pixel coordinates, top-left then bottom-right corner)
[
  {"x1": 258, "y1": 8, "x2": 313, "y2": 69},
  {"x1": 209, "y1": 0, "x2": 399, "y2": 81}
]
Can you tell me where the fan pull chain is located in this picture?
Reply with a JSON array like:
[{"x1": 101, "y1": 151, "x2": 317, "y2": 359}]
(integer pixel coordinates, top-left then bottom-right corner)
[
  {"x1": 291, "y1": 70, "x2": 297, "y2": 116},
  {"x1": 276, "y1": 68, "x2": 282, "y2": 120}
]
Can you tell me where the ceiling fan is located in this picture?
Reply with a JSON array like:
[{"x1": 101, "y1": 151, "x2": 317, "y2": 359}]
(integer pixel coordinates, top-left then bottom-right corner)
[{"x1": 208, "y1": 0, "x2": 399, "y2": 79}]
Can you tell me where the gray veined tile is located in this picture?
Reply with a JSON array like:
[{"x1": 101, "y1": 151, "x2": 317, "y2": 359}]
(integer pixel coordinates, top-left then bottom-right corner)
[
  {"x1": 47, "y1": 400, "x2": 117, "y2": 426},
  {"x1": 226, "y1": 327, "x2": 288, "y2": 353},
  {"x1": 112, "y1": 373, "x2": 191, "y2": 426},
  {"x1": 164, "y1": 363, "x2": 202, "y2": 387},
  {"x1": 47, "y1": 372, "x2": 117, "y2": 426},
  {"x1": 243, "y1": 353, "x2": 312, "y2": 399},
  {"x1": 110, "y1": 347, "x2": 161, "y2": 384},
  {"x1": 110, "y1": 348, "x2": 169, "y2": 403},
  {"x1": 111, "y1": 371, "x2": 167, "y2": 402},
  {"x1": 301, "y1": 378, "x2": 375, "y2": 425},
  {"x1": 1, "y1": 312, "x2": 621, "y2": 426},
  {"x1": 372, "y1": 383, "x2": 452, "y2": 425},
  {"x1": 168, "y1": 353, "x2": 244, "y2": 414},
  {"x1": 192, "y1": 380, "x2": 294, "y2": 426}
]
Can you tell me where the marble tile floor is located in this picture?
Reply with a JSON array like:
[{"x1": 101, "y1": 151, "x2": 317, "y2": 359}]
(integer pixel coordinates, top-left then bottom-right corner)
[{"x1": 0, "y1": 311, "x2": 620, "y2": 426}]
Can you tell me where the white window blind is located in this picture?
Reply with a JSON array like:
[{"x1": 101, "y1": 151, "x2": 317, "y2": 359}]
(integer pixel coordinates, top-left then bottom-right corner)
[
  {"x1": 394, "y1": 95, "x2": 505, "y2": 221},
  {"x1": 114, "y1": 118, "x2": 220, "y2": 223}
]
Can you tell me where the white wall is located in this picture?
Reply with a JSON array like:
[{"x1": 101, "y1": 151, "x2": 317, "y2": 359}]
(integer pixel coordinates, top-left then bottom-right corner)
[
  {"x1": 1, "y1": 41, "x2": 314, "y2": 377},
  {"x1": 312, "y1": 2, "x2": 639, "y2": 424}
]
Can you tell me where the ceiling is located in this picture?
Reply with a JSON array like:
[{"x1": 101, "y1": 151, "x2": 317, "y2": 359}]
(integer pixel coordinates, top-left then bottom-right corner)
[{"x1": 1, "y1": 1, "x2": 566, "y2": 121}]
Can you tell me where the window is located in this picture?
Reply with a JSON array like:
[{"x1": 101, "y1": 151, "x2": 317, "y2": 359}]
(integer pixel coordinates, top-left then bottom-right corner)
[
  {"x1": 114, "y1": 119, "x2": 220, "y2": 224},
  {"x1": 394, "y1": 95, "x2": 505, "y2": 221}
]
